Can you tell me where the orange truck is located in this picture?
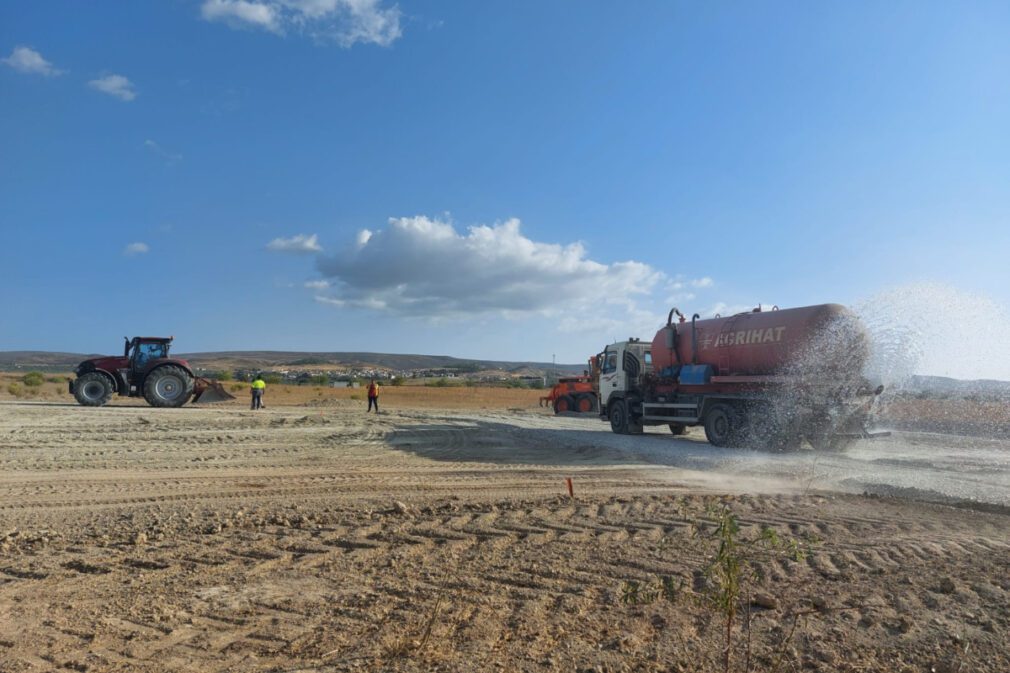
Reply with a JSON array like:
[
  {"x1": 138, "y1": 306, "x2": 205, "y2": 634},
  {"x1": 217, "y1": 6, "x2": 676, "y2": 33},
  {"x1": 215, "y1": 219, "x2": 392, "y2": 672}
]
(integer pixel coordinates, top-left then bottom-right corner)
[{"x1": 540, "y1": 354, "x2": 601, "y2": 414}]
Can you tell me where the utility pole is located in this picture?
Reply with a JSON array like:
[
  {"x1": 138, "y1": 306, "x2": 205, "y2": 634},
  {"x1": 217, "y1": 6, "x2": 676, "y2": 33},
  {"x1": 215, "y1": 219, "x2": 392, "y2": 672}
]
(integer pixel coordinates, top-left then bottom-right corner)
[{"x1": 552, "y1": 353, "x2": 556, "y2": 384}]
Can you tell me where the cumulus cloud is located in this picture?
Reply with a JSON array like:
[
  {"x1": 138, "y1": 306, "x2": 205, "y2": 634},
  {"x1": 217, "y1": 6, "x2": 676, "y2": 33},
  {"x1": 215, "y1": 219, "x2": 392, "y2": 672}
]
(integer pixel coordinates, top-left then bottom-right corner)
[
  {"x1": 267, "y1": 233, "x2": 323, "y2": 253},
  {"x1": 89, "y1": 74, "x2": 136, "y2": 101},
  {"x1": 123, "y1": 242, "x2": 150, "y2": 256},
  {"x1": 201, "y1": 0, "x2": 281, "y2": 32},
  {"x1": 200, "y1": 0, "x2": 402, "y2": 46},
  {"x1": 2, "y1": 46, "x2": 63, "y2": 76},
  {"x1": 311, "y1": 215, "x2": 664, "y2": 322}
]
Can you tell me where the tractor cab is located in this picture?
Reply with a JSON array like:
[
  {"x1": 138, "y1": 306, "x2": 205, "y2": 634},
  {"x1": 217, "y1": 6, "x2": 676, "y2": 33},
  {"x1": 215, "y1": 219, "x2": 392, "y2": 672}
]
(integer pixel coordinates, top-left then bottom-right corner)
[{"x1": 125, "y1": 336, "x2": 173, "y2": 372}]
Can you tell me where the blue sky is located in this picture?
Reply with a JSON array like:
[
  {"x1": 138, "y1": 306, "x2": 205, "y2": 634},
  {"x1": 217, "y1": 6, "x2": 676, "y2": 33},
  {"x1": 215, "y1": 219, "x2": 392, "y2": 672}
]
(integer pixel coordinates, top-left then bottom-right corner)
[{"x1": 2, "y1": 1, "x2": 1008, "y2": 370}]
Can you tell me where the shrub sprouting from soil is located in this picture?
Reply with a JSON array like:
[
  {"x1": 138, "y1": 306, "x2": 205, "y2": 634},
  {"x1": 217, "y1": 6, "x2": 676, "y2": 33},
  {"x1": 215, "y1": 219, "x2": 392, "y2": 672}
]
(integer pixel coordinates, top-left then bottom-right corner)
[{"x1": 22, "y1": 372, "x2": 45, "y2": 387}]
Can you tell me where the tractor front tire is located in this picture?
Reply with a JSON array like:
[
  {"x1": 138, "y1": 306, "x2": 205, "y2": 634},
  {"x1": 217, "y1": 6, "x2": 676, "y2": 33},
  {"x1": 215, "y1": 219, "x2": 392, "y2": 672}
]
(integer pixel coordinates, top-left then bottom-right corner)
[
  {"x1": 74, "y1": 372, "x2": 113, "y2": 407},
  {"x1": 143, "y1": 366, "x2": 194, "y2": 408},
  {"x1": 554, "y1": 395, "x2": 576, "y2": 414},
  {"x1": 575, "y1": 393, "x2": 598, "y2": 413}
]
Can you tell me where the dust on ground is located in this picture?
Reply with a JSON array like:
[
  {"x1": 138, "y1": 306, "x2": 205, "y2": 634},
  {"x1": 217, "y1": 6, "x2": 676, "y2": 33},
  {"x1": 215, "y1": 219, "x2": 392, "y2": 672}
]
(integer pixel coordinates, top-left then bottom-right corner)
[{"x1": 1, "y1": 400, "x2": 1008, "y2": 672}]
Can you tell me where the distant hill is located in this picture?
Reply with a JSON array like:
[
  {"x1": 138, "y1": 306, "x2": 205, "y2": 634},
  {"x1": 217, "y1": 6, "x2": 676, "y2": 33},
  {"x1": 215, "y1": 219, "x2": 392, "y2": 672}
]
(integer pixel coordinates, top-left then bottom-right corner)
[
  {"x1": 0, "y1": 350, "x2": 587, "y2": 375},
  {"x1": 901, "y1": 375, "x2": 1010, "y2": 400}
]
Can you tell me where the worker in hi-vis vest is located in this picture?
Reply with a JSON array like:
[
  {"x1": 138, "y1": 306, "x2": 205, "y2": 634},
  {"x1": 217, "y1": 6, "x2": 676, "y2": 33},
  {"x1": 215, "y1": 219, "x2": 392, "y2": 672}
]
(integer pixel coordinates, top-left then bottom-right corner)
[
  {"x1": 250, "y1": 374, "x2": 266, "y2": 410},
  {"x1": 367, "y1": 379, "x2": 380, "y2": 413}
]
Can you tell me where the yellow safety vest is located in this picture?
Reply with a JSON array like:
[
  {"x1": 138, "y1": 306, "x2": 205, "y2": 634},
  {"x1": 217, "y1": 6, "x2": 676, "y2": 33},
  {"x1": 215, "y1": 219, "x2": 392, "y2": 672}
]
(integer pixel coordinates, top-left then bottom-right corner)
[{"x1": 251, "y1": 379, "x2": 266, "y2": 390}]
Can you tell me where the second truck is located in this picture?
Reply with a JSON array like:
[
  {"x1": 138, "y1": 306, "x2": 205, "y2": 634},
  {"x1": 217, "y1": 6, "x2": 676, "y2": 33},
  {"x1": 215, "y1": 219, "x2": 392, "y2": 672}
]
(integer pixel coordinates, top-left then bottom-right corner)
[{"x1": 597, "y1": 303, "x2": 886, "y2": 451}]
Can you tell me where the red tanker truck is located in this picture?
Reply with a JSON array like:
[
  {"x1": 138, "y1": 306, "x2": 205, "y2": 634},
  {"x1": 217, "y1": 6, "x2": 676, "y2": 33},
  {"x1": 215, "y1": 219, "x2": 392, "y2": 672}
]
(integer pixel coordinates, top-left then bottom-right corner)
[{"x1": 599, "y1": 304, "x2": 886, "y2": 450}]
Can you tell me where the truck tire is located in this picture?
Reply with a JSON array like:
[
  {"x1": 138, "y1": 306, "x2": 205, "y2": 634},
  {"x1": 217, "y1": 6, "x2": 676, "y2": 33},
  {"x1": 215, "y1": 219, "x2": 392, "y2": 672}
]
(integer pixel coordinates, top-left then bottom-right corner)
[
  {"x1": 554, "y1": 395, "x2": 576, "y2": 413},
  {"x1": 143, "y1": 365, "x2": 194, "y2": 408},
  {"x1": 703, "y1": 404, "x2": 739, "y2": 447},
  {"x1": 609, "y1": 399, "x2": 630, "y2": 434},
  {"x1": 575, "y1": 393, "x2": 598, "y2": 413},
  {"x1": 74, "y1": 372, "x2": 114, "y2": 407},
  {"x1": 669, "y1": 423, "x2": 688, "y2": 436}
]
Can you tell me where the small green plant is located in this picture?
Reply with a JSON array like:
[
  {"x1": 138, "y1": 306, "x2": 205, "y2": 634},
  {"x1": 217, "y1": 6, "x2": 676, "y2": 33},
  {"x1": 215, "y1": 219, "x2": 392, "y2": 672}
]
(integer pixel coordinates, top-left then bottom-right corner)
[
  {"x1": 308, "y1": 375, "x2": 329, "y2": 386},
  {"x1": 702, "y1": 504, "x2": 808, "y2": 673},
  {"x1": 263, "y1": 374, "x2": 283, "y2": 385},
  {"x1": 21, "y1": 372, "x2": 44, "y2": 387},
  {"x1": 230, "y1": 383, "x2": 244, "y2": 392},
  {"x1": 46, "y1": 376, "x2": 65, "y2": 384},
  {"x1": 7, "y1": 382, "x2": 24, "y2": 397},
  {"x1": 214, "y1": 370, "x2": 233, "y2": 381},
  {"x1": 390, "y1": 377, "x2": 404, "y2": 387}
]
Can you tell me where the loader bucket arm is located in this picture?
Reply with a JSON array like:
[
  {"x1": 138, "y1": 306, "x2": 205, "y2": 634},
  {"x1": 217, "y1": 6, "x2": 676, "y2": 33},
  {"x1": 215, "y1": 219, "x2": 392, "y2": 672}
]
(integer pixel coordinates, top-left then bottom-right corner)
[{"x1": 192, "y1": 377, "x2": 236, "y2": 404}]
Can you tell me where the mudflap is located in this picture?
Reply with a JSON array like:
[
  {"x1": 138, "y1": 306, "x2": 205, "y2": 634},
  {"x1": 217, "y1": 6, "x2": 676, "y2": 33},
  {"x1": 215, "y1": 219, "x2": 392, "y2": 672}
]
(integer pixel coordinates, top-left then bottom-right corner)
[{"x1": 191, "y1": 378, "x2": 236, "y2": 404}]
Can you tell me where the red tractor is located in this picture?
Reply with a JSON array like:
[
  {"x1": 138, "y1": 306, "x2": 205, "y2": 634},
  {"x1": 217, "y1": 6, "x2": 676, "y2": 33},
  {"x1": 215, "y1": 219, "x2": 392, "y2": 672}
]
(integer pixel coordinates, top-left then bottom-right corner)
[
  {"x1": 69, "y1": 336, "x2": 234, "y2": 408},
  {"x1": 540, "y1": 354, "x2": 602, "y2": 414}
]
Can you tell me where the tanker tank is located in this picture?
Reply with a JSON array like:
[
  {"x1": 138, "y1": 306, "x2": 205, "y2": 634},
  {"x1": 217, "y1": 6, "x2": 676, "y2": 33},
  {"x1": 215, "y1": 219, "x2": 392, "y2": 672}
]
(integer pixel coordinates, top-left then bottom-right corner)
[{"x1": 651, "y1": 304, "x2": 871, "y2": 382}]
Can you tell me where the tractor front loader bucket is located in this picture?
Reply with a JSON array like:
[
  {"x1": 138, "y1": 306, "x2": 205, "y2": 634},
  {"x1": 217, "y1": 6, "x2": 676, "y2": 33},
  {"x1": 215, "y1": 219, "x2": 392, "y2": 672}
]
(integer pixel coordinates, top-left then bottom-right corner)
[{"x1": 192, "y1": 377, "x2": 236, "y2": 404}]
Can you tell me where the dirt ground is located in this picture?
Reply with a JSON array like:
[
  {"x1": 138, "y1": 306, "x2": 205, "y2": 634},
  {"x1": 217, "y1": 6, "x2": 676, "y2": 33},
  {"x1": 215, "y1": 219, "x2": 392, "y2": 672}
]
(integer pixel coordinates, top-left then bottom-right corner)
[{"x1": 1, "y1": 395, "x2": 1008, "y2": 673}]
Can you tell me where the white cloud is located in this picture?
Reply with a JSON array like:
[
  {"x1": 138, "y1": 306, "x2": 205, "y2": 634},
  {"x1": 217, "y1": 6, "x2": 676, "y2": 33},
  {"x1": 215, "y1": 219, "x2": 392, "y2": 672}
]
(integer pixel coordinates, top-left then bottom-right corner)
[
  {"x1": 664, "y1": 275, "x2": 716, "y2": 305},
  {"x1": 200, "y1": 0, "x2": 402, "y2": 46},
  {"x1": 201, "y1": 0, "x2": 282, "y2": 32},
  {"x1": 267, "y1": 233, "x2": 323, "y2": 253},
  {"x1": 312, "y1": 215, "x2": 665, "y2": 321},
  {"x1": 704, "y1": 302, "x2": 770, "y2": 318},
  {"x1": 123, "y1": 242, "x2": 150, "y2": 256},
  {"x1": 2, "y1": 46, "x2": 63, "y2": 76},
  {"x1": 144, "y1": 139, "x2": 183, "y2": 164},
  {"x1": 89, "y1": 74, "x2": 136, "y2": 101},
  {"x1": 304, "y1": 279, "x2": 331, "y2": 289}
]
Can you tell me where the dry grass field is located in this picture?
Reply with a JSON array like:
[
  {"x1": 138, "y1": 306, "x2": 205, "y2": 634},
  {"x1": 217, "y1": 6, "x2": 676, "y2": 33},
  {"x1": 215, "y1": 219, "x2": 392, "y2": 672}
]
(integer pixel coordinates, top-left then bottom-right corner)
[{"x1": 0, "y1": 373, "x2": 546, "y2": 411}]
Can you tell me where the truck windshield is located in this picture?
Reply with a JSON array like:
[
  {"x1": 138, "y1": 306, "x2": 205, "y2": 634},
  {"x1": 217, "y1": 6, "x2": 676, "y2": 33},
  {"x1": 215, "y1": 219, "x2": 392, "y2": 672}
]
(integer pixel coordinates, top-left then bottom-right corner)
[{"x1": 602, "y1": 352, "x2": 617, "y2": 374}]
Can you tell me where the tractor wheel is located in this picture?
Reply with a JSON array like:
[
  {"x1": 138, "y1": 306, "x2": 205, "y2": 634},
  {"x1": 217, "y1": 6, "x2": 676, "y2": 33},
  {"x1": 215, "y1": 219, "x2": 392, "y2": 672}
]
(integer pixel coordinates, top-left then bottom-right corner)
[
  {"x1": 703, "y1": 404, "x2": 739, "y2": 447},
  {"x1": 143, "y1": 365, "x2": 194, "y2": 408},
  {"x1": 74, "y1": 372, "x2": 113, "y2": 407},
  {"x1": 575, "y1": 393, "x2": 598, "y2": 413},
  {"x1": 669, "y1": 423, "x2": 688, "y2": 436},
  {"x1": 553, "y1": 395, "x2": 576, "y2": 414}
]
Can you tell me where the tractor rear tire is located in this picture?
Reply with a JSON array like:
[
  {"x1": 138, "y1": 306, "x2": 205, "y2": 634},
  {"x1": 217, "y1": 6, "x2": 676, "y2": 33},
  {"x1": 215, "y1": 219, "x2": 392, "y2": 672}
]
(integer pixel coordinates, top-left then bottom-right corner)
[
  {"x1": 143, "y1": 365, "x2": 194, "y2": 408},
  {"x1": 74, "y1": 372, "x2": 113, "y2": 407},
  {"x1": 575, "y1": 393, "x2": 598, "y2": 413},
  {"x1": 554, "y1": 395, "x2": 576, "y2": 414}
]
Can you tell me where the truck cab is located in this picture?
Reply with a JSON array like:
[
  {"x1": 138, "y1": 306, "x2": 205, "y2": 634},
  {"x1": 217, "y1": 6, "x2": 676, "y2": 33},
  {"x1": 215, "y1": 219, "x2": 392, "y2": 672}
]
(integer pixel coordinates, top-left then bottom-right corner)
[{"x1": 599, "y1": 339, "x2": 652, "y2": 433}]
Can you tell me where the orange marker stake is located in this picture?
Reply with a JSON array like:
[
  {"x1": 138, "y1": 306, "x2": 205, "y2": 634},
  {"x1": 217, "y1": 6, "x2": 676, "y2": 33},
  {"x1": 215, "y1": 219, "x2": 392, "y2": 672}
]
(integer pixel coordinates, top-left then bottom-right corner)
[{"x1": 565, "y1": 477, "x2": 574, "y2": 498}]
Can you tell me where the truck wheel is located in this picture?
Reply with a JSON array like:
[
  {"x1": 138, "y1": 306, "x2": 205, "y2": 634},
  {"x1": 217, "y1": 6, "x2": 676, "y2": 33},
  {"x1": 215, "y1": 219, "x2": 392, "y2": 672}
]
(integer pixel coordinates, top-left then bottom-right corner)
[
  {"x1": 554, "y1": 395, "x2": 576, "y2": 414},
  {"x1": 669, "y1": 423, "x2": 688, "y2": 436},
  {"x1": 609, "y1": 399, "x2": 629, "y2": 434},
  {"x1": 703, "y1": 404, "x2": 738, "y2": 447},
  {"x1": 74, "y1": 372, "x2": 113, "y2": 407},
  {"x1": 575, "y1": 394, "x2": 598, "y2": 413},
  {"x1": 143, "y1": 365, "x2": 194, "y2": 408}
]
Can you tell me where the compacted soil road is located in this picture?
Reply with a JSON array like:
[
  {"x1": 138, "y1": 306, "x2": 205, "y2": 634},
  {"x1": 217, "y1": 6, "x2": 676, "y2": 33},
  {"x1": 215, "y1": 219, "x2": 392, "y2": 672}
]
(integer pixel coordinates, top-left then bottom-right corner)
[{"x1": 0, "y1": 401, "x2": 1007, "y2": 672}]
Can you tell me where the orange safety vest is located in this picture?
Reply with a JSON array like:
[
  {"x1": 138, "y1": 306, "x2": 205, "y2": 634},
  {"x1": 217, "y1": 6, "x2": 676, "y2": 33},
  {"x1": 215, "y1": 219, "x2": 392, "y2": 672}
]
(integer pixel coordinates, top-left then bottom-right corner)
[{"x1": 367, "y1": 383, "x2": 379, "y2": 397}]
